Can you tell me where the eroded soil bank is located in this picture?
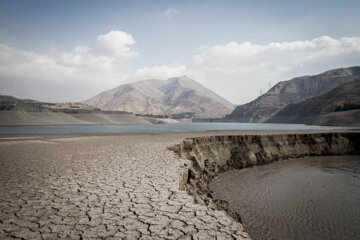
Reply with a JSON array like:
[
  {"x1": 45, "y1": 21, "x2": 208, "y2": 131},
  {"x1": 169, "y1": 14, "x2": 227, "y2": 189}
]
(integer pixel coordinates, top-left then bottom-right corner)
[{"x1": 169, "y1": 132, "x2": 360, "y2": 224}]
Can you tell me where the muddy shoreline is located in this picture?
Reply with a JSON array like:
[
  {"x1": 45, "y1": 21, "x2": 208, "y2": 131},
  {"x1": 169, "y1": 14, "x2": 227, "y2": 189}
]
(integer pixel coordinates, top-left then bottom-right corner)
[{"x1": 211, "y1": 155, "x2": 360, "y2": 240}]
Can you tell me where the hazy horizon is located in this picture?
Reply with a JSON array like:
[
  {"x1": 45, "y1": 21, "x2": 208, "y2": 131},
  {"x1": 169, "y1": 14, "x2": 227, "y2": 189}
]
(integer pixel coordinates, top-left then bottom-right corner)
[{"x1": 1, "y1": 0, "x2": 360, "y2": 104}]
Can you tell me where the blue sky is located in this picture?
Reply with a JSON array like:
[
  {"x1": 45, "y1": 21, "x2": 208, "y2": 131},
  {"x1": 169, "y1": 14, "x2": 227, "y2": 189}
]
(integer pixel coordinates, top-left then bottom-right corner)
[{"x1": 1, "y1": 0, "x2": 360, "y2": 103}]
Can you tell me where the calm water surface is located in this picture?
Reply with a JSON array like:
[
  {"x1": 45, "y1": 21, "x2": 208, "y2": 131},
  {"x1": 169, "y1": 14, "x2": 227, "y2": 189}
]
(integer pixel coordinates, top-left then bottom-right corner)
[
  {"x1": 210, "y1": 156, "x2": 360, "y2": 240},
  {"x1": 0, "y1": 122, "x2": 345, "y2": 134}
]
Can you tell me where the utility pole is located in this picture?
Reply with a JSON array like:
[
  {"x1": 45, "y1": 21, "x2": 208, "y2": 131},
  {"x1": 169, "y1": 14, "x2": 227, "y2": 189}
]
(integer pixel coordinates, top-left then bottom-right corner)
[{"x1": 123, "y1": 101, "x2": 126, "y2": 112}]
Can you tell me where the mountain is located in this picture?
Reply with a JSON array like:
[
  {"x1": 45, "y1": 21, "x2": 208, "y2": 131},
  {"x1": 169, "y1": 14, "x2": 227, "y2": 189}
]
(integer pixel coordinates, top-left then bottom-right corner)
[
  {"x1": 84, "y1": 75, "x2": 235, "y2": 118},
  {"x1": 225, "y1": 66, "x2": 360, "y2": 122},
  {"x1": 266, "y1": 79, "x2": 360, "y2": 126}
]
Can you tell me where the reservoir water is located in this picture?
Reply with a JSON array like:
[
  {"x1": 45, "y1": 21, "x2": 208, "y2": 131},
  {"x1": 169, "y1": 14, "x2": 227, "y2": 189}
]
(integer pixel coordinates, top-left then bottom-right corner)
[
  {"x1": 0, "y1": 122, "x2": 346, "y2": 134},
  {"x1": 210, "y1": 156, "x2": 360, "y2": 240}
]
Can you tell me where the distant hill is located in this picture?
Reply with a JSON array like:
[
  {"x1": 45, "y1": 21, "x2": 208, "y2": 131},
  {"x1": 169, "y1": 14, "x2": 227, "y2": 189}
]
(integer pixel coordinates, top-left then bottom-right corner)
[
  {"x1": 0, "y1": 95, "x2": 99, "y2": 113},
  {"x1": 84, "y1": 75, "x2": 235, "y2": 118},
  {"x1": 0, "y1": 110, "x2": 152, "y2": 125},
  {"x1": 225, "y1": 66, "x2": 360, "y2": 122},
  {"x1": 0, "y1": 95, "x2": 152, "y2": 125},
  {"x1": 0, "y1": 95, "x2": 45, "y2": 111},
  {"x1": 267, "y1": 79, "x2": 360, "y2": 126}
]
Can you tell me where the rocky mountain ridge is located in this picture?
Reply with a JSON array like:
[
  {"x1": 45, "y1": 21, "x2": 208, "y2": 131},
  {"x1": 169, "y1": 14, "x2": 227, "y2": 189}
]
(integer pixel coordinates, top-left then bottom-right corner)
[
  {"x1": 267, "y1": 79, "x2": 360, "y2": 126},
  {"x1": 225, "y1": 66, "x2": 360, "y2": 122},
  {"x1": 84, "y1": 76, "x2": 235, "y2": 118}
]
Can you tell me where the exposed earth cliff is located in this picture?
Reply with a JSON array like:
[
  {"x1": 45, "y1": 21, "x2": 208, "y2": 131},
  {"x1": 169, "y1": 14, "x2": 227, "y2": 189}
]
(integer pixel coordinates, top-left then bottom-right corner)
[
  {"x1": 226, "y1": 66, "x2": 360, "y2": 122},
  {"x1": 169, "y1": 132, "x2": 360, "y2": 221},
  {"x1": 84, "y1": 76, "x2": 234, "y2": 118}
]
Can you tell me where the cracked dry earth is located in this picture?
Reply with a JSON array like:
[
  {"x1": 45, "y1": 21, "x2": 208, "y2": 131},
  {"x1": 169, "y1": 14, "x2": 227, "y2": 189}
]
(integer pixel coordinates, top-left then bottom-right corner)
[{"x1": 0, "y1": 134, "x2": 250, "y2": 240}]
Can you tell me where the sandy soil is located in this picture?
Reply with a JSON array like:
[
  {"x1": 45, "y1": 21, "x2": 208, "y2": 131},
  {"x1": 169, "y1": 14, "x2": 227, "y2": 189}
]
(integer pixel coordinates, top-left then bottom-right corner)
[{"x1": 0, "y1": 132, "x2": 253, "y2": 239}]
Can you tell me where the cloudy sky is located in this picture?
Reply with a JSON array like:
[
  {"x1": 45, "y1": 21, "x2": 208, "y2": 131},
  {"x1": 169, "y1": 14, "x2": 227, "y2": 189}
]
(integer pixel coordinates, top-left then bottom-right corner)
[{"x1": 0, "y1": 0, "x2": 360, "y2": 104}]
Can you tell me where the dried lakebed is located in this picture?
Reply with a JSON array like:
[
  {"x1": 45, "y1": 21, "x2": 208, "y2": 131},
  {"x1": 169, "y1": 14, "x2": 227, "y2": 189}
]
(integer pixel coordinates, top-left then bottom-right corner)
[
  {"x1": 1, "y1": 132, "x2": 359, "y2": 239},
  {"x1": 0, "y1": 134, "x2": 249, "y2": 239}
]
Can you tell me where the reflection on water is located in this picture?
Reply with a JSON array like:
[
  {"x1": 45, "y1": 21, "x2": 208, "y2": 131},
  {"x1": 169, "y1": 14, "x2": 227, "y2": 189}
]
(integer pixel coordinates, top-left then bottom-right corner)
[
  {"x1": 0, "y1": 122, "x2": 345, "y2": 134},
  {"x1": 210, "y1": 156, "x2": 360, "y2": 240}
]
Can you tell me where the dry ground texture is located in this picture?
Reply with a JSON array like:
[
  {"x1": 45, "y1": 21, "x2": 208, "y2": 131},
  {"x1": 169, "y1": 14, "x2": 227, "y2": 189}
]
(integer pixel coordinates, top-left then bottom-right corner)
[{"x1": 0, "y1": 133, "x2": 250, "y2": 240}]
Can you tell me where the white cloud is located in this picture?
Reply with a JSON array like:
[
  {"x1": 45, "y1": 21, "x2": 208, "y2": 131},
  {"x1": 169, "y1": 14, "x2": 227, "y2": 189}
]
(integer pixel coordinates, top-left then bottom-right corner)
[
  {"x1": 163, "y1": 8, "x2": 177, "y2": 18},
  {"x1": 0, "y1": 30, "x2": 139, "y2": 102},
  {"x1": 0, "y1": 30, "x2": 206, "y2": 103},
  {"x1": 0, "y1": 43, "x2": 130, "y2": 102},
  {"x1": 0, "y1": 44, "x2": 70, "y2": 82},
  {"x1": 193, "y1": 36, "x2": 360, "y2": 73},
  {"x1": 1, "y1": 33, "x2": 359, "y2": 105},
  {"x1": 96, "y1": 30, "x2": 139, "y2": 58},
  {"x1": 133, "y1": 64, "x2": 204, "y2": 82},
  {"x1": 60, "y1": 46, "x2": 115, "y2": 69},
  {"x1": 192, "y1": 36, "x2": 360, "y2": 104},
  {"x1": 134, "y1": 64, "x2": 187, "y2": 80},
  {"x1": 59, "y1": 30, "x2": 139, "y2": 70}
]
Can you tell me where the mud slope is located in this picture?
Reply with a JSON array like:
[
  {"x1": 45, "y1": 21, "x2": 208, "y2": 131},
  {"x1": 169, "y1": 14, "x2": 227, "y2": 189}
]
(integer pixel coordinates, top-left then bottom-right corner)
[{"x1": 169, "y1": 133, "x2": 360, "y2": 221}]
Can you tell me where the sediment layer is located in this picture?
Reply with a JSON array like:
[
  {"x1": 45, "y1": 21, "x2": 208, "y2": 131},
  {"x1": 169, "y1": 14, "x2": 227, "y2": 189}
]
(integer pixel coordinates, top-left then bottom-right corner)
[{"x1": 169, "y1": 132, "x2": 360, "y2": 221}]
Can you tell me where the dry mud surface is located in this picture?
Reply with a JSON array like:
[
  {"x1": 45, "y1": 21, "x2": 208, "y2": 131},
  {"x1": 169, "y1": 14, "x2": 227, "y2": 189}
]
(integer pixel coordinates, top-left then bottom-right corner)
[{"x1": 0, "y1": 133, "x2": 250, "y2": 240}]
